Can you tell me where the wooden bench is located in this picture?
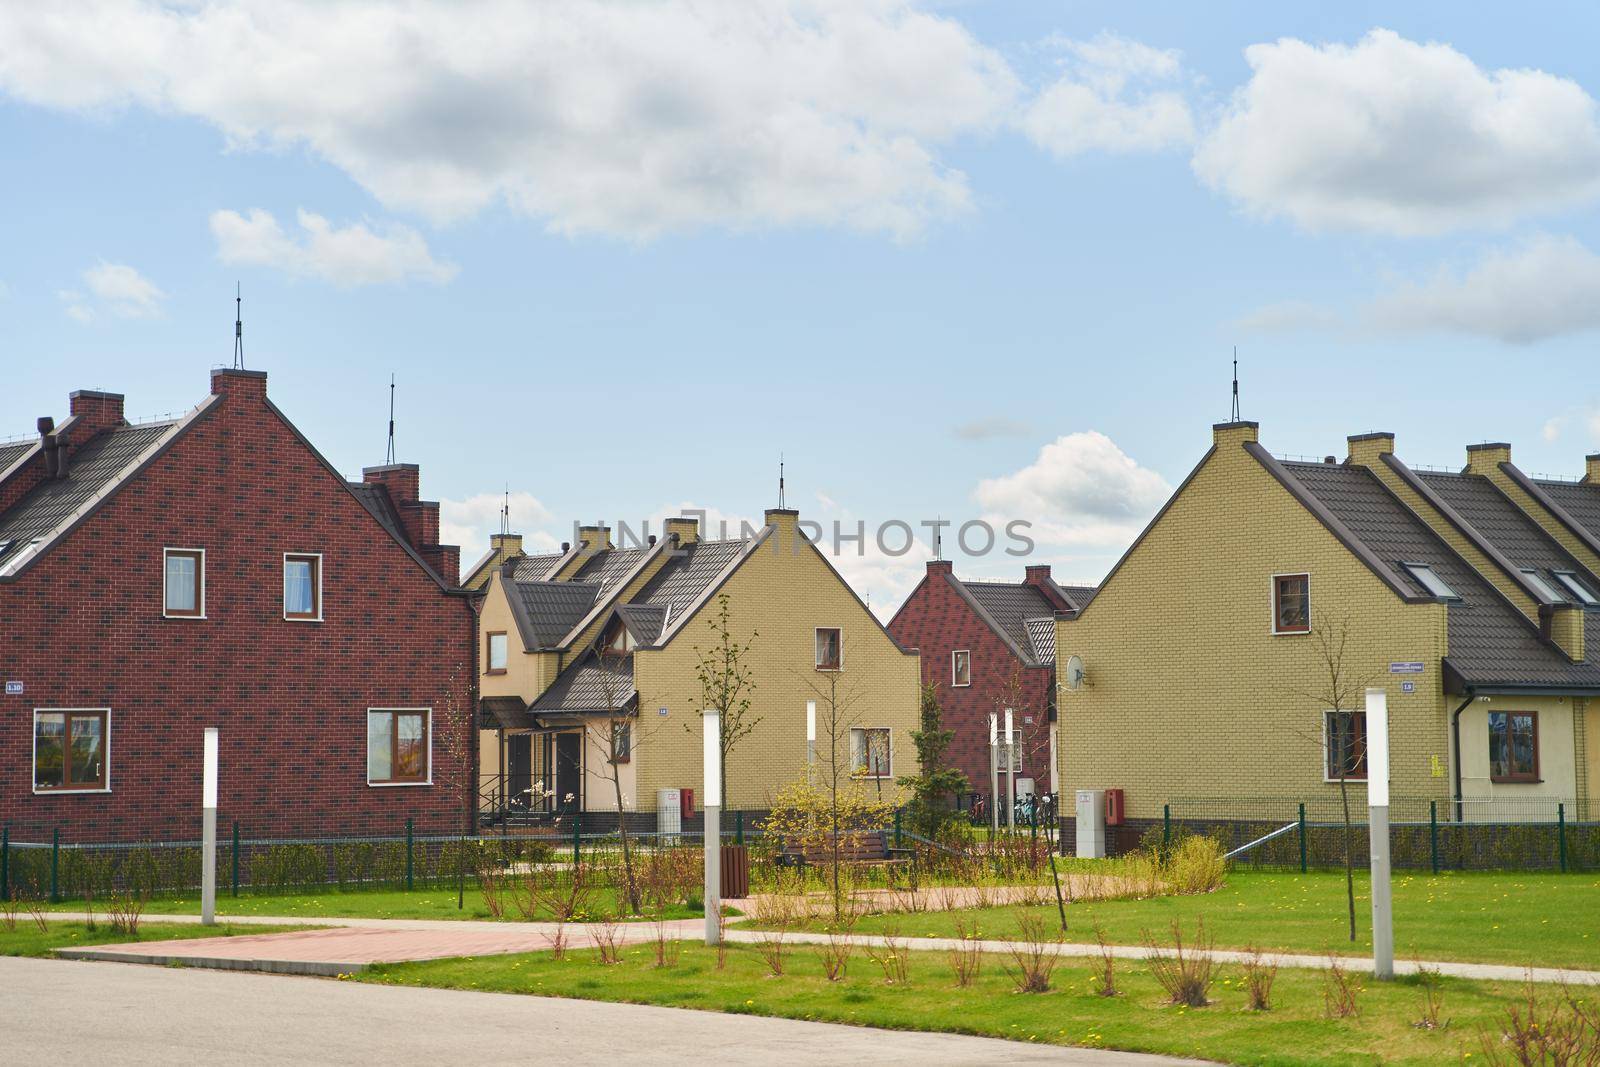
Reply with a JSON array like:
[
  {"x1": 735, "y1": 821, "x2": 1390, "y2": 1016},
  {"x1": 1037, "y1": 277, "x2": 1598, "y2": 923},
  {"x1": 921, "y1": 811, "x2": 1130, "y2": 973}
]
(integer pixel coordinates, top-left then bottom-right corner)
[{"x1": 778, "y1": 831, "x2": 915, "y2": 881}]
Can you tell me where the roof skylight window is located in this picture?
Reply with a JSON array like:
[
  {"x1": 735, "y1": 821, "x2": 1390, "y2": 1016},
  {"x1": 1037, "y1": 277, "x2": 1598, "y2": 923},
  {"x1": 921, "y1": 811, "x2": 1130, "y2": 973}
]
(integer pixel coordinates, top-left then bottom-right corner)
[
  {"x1": 1404, "y1": 563, "x2": 1459, "y2": 601},
  {"x1": 1520, "y1": 569, "x2": 1566, "y2": 603},
  {"x1": 1554, "y1": 571, "x2": 1599, "y2": 606}
]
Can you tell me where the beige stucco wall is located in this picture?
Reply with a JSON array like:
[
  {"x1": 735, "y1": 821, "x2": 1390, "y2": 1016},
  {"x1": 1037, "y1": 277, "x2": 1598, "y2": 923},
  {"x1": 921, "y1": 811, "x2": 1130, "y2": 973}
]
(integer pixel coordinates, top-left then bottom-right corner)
[
  {"x1": 579, "y1": 717, "x2": 638, "y2": 813},
  {"x1": 1455, "y1": 695, "x2": 1579, "y2": 817},
  {"x1": 1055, "y1": 425, "x2": 1452, "y2": 821},
  {"x1": 477, "y1": 570, "x2": 561, "y2": 699},
  {"x1": 631, "y1": 515, "x2": 922, "y2": 812}
]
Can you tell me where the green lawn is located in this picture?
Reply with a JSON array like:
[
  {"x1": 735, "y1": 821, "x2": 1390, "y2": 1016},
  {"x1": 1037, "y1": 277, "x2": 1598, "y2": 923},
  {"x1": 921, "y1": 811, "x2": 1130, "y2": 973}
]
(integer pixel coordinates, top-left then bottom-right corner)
[
  {"x1": 40, "y1": 887, "x2": 700, "y2": 923},
  {"x1": 0, "y1": 921, "x2": 305, "y2": 958},
  {"x1": 773, "y1": 870, "x2": 1600, "y2": 969},
  {"x1": 359, "y1": 941, "x2": 1542, "y2": 1065}
]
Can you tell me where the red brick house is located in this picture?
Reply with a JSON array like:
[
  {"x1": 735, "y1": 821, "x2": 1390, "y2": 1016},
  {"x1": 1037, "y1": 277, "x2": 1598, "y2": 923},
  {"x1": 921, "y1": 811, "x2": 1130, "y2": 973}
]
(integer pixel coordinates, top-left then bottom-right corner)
[
  {"x1": 887, "y1": 560, "x2": 1093, "y2": 816},
  {"x1": 0, "y1": 368, "x2": 474, "y2": 842}
]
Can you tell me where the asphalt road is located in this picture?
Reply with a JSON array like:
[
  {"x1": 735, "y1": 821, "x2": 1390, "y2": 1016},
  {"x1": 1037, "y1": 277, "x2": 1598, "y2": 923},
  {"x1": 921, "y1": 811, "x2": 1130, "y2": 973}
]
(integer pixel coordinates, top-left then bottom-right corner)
[{"x1": 3, "y1": 956, "x2": 1206, "y2": 1066}]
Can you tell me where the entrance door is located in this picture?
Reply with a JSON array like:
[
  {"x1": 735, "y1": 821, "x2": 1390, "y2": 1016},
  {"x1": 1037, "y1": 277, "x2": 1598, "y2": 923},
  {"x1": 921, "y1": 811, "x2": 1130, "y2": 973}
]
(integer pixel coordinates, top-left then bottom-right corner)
[
  {"x1": 507, "y1": 734, "x2": 532, "y2": 813},
  {"x1": 555, "y1": 731, "x2": 582, "y2": 814}
]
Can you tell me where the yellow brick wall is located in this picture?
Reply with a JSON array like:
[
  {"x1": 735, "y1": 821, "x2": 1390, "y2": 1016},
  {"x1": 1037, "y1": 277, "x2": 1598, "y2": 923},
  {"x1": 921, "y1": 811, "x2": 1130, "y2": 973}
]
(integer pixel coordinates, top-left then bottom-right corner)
[
  {"x1": 631, "y1": 515, "x2": 922, "y2": 812},
  {"x1": 1055, "y1": 428, "x2": 1451, "y2": 820}
]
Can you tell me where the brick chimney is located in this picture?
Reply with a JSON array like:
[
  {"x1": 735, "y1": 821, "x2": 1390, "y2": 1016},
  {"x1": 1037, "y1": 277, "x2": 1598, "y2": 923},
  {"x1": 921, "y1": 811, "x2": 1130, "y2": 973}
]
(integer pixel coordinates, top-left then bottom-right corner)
[
  {"x1": 210, "y1": 367, "x2": 269, "y2": 402},
  {"x1": 926, "y1": 559, "x2": 954, "y2": 576},
  {"x1": 1022, "y1": 563, "x2": 1073, "y2": 611},
  {"x1": 1585, "y1": 453, "x2": 1600, "y2": 484},
  {"x1": 662, "y1": 516, "x2": 699, "y2": 547},
  {"x1": 68, "y1": 390, "x2": 125, "y2": 434},
  {"x1": 1212, "y1": 420, "x2": 1260, "y2": 450},
  {"x1": 1346, "y1": 432, "x2": 1396, "y2": 468},
  {"x1": 362, "y1": 462, "x2": 459, "y2": 586},
  {"x1": 576, "y1": 524, "x2": 613, "y2": 555},
  {"x1": 1465, "y1": 442, "x2": 1512, "y2": 476}
]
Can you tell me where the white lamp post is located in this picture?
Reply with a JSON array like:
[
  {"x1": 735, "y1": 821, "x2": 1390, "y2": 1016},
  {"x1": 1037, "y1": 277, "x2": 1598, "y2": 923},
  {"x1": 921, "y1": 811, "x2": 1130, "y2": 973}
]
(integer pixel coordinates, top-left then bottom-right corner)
[
  {"x1": 201, "y1": 727, "x2": 219, "y2": 926},
  {"x1": 988, "y1": 711, "x2": 999, "y2": 833},
  {"x1": 703, "y1": 708, "x2": 721, "y2": 946},
  {"x1": 806, "y1": 700, "x2": 816, "y2": 786},
  {"x1": 1004, "y1": 707, "x2": 1016, "y2": 833},
  {"x1": 1365, "y1": 687, "x2": 1393, "y2": 979}
]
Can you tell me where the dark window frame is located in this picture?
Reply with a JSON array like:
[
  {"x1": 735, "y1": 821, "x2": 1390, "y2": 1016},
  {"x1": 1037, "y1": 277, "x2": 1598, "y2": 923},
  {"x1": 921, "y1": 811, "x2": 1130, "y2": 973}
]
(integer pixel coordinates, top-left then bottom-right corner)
[
  {"x1": 1273, "y1": 573, "x2": 1311, "y2": 634},
  {"x1": 815, "y1": 627, "x2": 843, "y2": 671},
  {"x1": 367, "y1": 709, "x2": 431, "y2": 786},
  {"x1": 33, "y1": 709, "x2": 110, "y2": 792},
  {"x1": 1488, "y1": 710, "x2": 1540, "y2": 783},
  {"x1": 162, "y1": 548, "x2": 205, "y2": 618},
  {"x1": 284, "y1": 553, "x2": 322, "y2": 621},
  {"x1": 1324, "y1": 710, "x2": 1368, "y2": 781}
]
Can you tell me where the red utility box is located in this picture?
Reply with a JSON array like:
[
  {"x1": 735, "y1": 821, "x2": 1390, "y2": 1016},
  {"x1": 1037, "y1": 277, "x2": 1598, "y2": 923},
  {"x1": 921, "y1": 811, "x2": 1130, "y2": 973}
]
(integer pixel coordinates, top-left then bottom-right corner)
[
  {"x1": 681, "y1": 788, "x2": 696, "y2": 821},
  {"x1": 1105, "y1": 788, "x2": 1125, "y2": 826}
]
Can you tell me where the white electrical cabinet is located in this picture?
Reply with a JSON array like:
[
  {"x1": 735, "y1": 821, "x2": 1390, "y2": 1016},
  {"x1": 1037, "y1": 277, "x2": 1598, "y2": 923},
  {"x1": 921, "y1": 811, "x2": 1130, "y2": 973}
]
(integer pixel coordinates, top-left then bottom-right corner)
[
  {"x1": 656, "y1": 789, "x2": 682, "y2": 839},
  {"x1": 1075, "y1": 788, "x2": 1106, "y2": 859}
]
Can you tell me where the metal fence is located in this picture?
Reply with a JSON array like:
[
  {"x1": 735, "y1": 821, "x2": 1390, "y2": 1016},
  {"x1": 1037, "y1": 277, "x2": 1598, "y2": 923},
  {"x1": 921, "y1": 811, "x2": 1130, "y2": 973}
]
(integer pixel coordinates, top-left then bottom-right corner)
[{"x1": 1153, "y1": 795, "x2": 1599, "y2": 873}]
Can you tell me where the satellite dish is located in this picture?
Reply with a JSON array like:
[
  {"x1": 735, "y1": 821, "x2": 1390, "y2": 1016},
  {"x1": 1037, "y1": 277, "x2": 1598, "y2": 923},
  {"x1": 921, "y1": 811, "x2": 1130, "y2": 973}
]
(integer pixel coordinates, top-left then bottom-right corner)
[{"x1": 1064, "y1": 655, "x2": 1086, "y2": 691}]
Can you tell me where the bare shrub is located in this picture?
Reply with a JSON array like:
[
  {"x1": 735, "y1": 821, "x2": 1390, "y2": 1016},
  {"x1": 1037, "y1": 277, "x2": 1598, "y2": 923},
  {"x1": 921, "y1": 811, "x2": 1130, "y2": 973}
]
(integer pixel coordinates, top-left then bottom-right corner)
[
  {"x1": 755, "y1": 928, "x2": 788, "y2": 977},
  {"x1": 544, "y1": 923, "x2": 569, "y2": 961},
  {"x1": 1167, "y1": 836, "x2": 1228, "y2": 896},
  {"x1": 107, "y1": 887, "x2": 148, "y2": 937},
  {"x1": 1, "y1": 894, "x2": 17, "y2": 933},
  {"x1": 651, "y1": 914, "x2": 680, "y2": 969},
  {"x1": 25, "y1": 897, "x2": 48, "y2": 933},
  {"x1": 1090, "y1": 922, "x2": 1118, "y2": 997},
  {"x1": 1144, "y1": 919, "x2": 1216, "y2": 1008},
  {"x1": 1242, "y1": 947, "x2": 1277, "y2": 1011},
  {"x1": 1322, "y1": 956, "x2": 1361, "y2": 1019},
  {"x1": 477, "y1": 865, "x2": 509, "y2": 920},
  {"x1": 865, "y1": 927, "x2": 910, "y2": 985},
  {"x1": 816, "y1": 932, "x2": 852, "y2": 982},
  {"x1": 714, "y1": 905, "x2": 728, "y2": 971},
  {"x1": 540, "y1": 866, "x2": 594, "y2": 960},
  {"x1": 1478, "y1": 979, "x2": 1599, "y2": 1065},
  {"x1": 950, "y1": 917, "x2": 983, "y2": 987},
  {"x1": 1413, "y1": 960, "x2": 1446, "y2": 1031},
  {"x1": 1003, "y1": 912, "x2": 1062, "y2": 994},
  {"x1": 589, "y1": 917, "x2": 623, "y2": 965}
]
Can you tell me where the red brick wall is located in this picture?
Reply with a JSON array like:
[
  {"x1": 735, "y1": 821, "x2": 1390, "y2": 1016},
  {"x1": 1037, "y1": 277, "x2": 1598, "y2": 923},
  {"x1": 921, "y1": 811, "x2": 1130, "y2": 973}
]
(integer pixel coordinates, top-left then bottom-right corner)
[
  {"x1": 0, "y1": 373, "x2": 474, "y2": 843},
  {"x1": 887, "y1": 563, "x2": 1055, "y2": 810}
]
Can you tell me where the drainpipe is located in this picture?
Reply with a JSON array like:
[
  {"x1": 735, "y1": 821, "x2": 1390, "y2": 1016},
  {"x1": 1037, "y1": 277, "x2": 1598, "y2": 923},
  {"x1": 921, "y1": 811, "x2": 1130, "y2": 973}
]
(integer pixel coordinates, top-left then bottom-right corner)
[{"x1": 1450, "y1": 690, "x2": 1474, "y2": 823}]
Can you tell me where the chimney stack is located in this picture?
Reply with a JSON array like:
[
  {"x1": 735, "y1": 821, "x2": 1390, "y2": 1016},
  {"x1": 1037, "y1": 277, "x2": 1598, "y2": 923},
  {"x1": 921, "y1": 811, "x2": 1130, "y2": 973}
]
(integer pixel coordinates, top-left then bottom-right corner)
[
  {"x1": 663, "y1": 516, "x2": 699, "y2": 547},
  {"x1": 68, "y1": 389, "x2": 125, "y2": 433},
  {"x1": 1211, "y1": 421, "x2": 1260, "y2": 449},
  {"x1": 1466, "y1": 442, "x2": 1512, "y2": 477},
  {"x1": 37, "y1": 417, "x2": 61, "y2": 478},
  {"x1": 1346, "y1": 432, "x2": 1395, "y2": 468},
  {"x1": 1585, "y1": 453, "x2": 1600, "y2": 484}
]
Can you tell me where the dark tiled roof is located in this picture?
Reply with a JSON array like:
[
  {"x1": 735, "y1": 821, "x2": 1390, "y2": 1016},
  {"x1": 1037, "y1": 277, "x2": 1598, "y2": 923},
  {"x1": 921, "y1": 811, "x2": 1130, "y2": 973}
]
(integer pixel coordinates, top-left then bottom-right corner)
[
  {"x1": 532, "y1": 650, "x2": 636, "y2": 714},
  {"x1": 510, "y1": 552, "x2": 565, "y2": 582},
  {"x1": 961, "y1": 581, "x2": 1060, "y2": 666},
  {"x1": 1024, "y1": 617, "x2": 1056, "y2": 664},
  {"x1": 632, "y1": 538, "x2": 748, "y2": 627},
  {"x1": 571, "y1": 546, "x2": 652, "y2": 591},
  {"x1": 0, "y1": 421, "x2": 177, "y2": 570},
  {"x1": 616, "y1": 603, "x2": 668, "y2": 645},
  {"x1": 1058, "y1": 584, "x2": 1097, "y2": 611},
  {"x1": 0, "y1": 441, "x2": 31, "y2": 472},
  {"x1": 514, "y1": 580, "x2": 602, "y2": 648},
  {"x1": 1282, "y1": 462, "x2": 1600, "y2": 690},
  {"x1": 1536, "y1": 479, "x2": 1600, "y2": 547},
  {"x1": 479, "y1": 696, "x2": 532, "y2": 730},
  {"x1": 1418, "y1": 471, "x2": 1587, "y2": 578},
  {"x1": 347, "y1": 482, "x2": 406, "y2": 545}
]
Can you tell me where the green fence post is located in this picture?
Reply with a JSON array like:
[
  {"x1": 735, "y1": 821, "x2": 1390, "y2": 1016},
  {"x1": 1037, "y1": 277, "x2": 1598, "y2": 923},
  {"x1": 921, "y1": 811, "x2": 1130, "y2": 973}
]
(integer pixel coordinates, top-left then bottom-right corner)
[
  {"x1": 1429, "y1": 801, "x2": 1439, "y2": 875},
  {"x1": 1162, "y1": 804, "x2": 1171, "y2": 856},
  {"x1": 1298, "y1": 803, "x2": 1308, "y2": 873},
  {"x1": 405, "y1": 818, "x2": 415, "y2": 892},
  {"x1": 231, "y1": 821, "x2": 240, "y2": 897},
  {"x1": 1, "y1": 826, "x2": 8, "y2": 903},
  {"x1": 1558, "y1": 803, "x2": 1567, "y2": 874},
  {"x1": 50, "y1": 828, "x2": 59, "y2": 904},
  {"x1": 894, "y1": 808, "x2": 902, "y2": 848},
  {"x1": 736, "y1": 811, "x2": 744, "y2": 847},
  {"x1": 572, "y1": 813, "x2": 582, "y2": 866}
]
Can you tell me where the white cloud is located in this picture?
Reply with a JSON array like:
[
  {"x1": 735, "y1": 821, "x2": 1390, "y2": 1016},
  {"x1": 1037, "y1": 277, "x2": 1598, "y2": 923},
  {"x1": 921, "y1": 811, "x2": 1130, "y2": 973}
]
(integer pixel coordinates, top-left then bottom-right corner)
[
  {"x1": 1365, "y1": 234, "x2": 1600, "y2": 343},
  {"x1": 58, "y1": 261, "x2": 164, "y2": 321},
  {"x1": 441, "y1": 491, "x2": 557, "y2": 565},
  {"x1": 0, "y1": 1, "x2": 1018, "y2": 240},
  {"x1": 975, "y1": 431, "x2": 1170, "y2": 549},
  {"x1": 953, "y1": 416, "x2": 1032, "y2": 441},
  {"x1": 1233, "y1": 299, "x2": 1341, "y2": 336},
  {"x1": 1193, "y1": 29, "x2": 1600, "y2": 235},
  {"x1": 211, "y1": 208, "x2": 458, "y2": 286},
  {"x1": 0, "y1": 280, "x2": 10, "y2": 300},
  {"x1": 1021, "y1": 33, "x2": 1194, "y2": 157},
  {"x1": 1543, "y1": 416, "x2": 1566, "y2": 443}
]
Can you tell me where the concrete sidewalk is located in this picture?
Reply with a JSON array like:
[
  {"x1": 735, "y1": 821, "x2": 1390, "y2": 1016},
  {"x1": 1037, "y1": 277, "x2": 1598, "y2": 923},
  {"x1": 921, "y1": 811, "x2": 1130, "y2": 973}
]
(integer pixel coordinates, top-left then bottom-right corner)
[{"x1": 47, "y1": 909, "x2": 1600, "y2": 986}]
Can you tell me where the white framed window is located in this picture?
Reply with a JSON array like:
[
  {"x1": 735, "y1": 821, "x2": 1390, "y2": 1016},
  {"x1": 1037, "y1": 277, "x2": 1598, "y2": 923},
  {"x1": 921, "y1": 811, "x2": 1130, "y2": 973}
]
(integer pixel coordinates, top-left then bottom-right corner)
[
  {"x1": 486, "y1": 631, "x2": 508, "y2": 673},
  {"x1": 33, "y1": 708, "x2": 111, "y2": 793},
  {"x1": 367, "y1": 708, "x2": 432, "y2": 786},
  {"x1": 849, "y1": 726, "x2": 892, "y2": 778},
  {"x1": 951, "y1": 650, "x2": 971, "y2": 687},
  {"x1": 284, "y1": 552, "x2": 323, "y2": 621},
  {"x1": 1271, "y1": 573, "x2": 1310, "y2": 634},
  {"x1": 815, "y1": 627, "x2": 842, "y2": 671},
  {"x1": 1553, "y1": 571, "x2": 1599, "y2": 606},
  {"x1": 163, "y1": 547, "x2": 205, "y2": 618}
]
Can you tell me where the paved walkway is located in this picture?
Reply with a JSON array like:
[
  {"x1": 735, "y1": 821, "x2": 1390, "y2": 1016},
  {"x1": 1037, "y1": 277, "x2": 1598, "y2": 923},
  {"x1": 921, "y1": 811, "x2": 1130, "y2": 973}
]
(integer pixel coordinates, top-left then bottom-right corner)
[
  {"x1": 46, "y1": 910, "x2": 1600, "y2": 986},
  {"x1": 3, "y1": 956, "x2": 1204, "y2": 1065}
]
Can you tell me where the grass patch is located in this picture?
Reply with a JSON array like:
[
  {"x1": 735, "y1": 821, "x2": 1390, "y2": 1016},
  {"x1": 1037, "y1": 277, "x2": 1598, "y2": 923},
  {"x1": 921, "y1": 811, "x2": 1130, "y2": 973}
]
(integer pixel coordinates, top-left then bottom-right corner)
[
  {"x1": 358, "y1": 941, "x2": 1535, "y2": 1065},
  {"x1": 0, "y1": 921, "x2": 306, "y2": 958},
  {"x1": 39, "y1": 887, "x2": 700, "y2": 923},
  {"x1": 768, "y1": 870, "x2": 1600, "y2": 969}
]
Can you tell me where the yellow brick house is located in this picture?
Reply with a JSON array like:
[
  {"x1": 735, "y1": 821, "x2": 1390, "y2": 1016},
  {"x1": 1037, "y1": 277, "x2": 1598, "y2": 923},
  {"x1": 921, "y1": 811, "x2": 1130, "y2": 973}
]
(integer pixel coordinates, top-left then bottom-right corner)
[
  {"x1": 475, "y1": 509, "x2": 921, "y2": 827},
  {"x1": 1056, "y1": 422, "x2": 1600, "y2": 841}
]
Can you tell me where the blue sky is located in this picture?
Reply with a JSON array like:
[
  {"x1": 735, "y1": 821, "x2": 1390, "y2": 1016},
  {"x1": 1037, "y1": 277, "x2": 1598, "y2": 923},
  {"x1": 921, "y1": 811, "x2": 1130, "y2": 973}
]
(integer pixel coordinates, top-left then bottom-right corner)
[{"x1": 4, "y1": 2, "x2": 1600, "y2": 613}]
